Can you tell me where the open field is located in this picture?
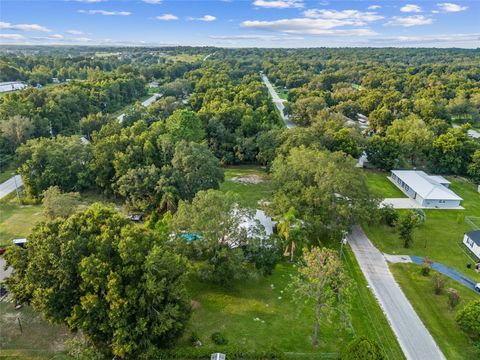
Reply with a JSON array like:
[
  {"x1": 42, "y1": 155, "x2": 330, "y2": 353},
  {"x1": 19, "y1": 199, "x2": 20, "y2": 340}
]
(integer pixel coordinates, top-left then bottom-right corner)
[
  {"x1": 364, "y1": 170, "x2": 405, "y2": 198},
  {"x1": 0, "y1": 302, "x2": 70, "y2": 359},
  {"x1": 363, "y1": 171, "x2": 480, "y2": 281},
  {"x1": 390, "y1": 263, "x2": 479, "y2": 360},
  {"x1": 273, "y1": 85, "x2": 289, "y2": 100},
  {"x1": 219, "y1": 166, "x2": 274, "y2": 209},
  {"x1": 0, "y1": 204, "x2": 43, "y2": 248},
  {"x1": 182, "y1": 252, "x2": 403, "y2": 359}
]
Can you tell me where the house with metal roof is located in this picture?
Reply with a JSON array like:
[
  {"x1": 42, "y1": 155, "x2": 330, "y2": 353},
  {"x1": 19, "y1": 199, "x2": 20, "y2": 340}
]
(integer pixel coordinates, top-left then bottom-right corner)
[
  {"x1": 463, "y1": 230, "x2": 480, "y2": 259},
  {"x1": 390, "y1": 170, "x2": 462, "y2": 208}
]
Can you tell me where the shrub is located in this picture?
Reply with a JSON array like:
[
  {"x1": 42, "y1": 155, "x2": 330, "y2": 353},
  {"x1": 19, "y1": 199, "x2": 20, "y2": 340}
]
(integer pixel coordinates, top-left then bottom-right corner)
[
  {"x1": 432, "y1": 273, "x2": 446, "y2": 295},
  {"x1": 342, "y1": 336, "x2": 385, "y2": 360},
  {"x1": 379, "y1": 205, "x2": 398, "y2": 227},
  {"x1": 421, "y1": 257, "x2": 432, "y2": 276},
  {"x1": 447, "y1": 288, "x2": 460, "y2": 310},
  {"x1": 189, "y1": 331, "x2": 200, "y2": 345},
  {"x1": 211, "y1": 331, "x2": 228, "y2": 345},
  {"x1": 456, "y1": 299, "x2": 480, "y2": 339}
]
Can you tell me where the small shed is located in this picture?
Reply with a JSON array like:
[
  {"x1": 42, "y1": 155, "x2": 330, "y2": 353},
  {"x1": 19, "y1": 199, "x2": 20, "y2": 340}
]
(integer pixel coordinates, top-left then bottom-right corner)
[
  {"x1": 463, "y1": 231, "x2": 480, "y2": 260},
  {"x1": 13, "y1": 238, "x2": 28, "y2": 247}
]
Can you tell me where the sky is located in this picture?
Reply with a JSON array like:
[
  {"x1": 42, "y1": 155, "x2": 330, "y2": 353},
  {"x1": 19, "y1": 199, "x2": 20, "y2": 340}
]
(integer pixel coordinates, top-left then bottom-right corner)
[{"x1": 0, "y1": 0, "x2": 478, "y2": 48}]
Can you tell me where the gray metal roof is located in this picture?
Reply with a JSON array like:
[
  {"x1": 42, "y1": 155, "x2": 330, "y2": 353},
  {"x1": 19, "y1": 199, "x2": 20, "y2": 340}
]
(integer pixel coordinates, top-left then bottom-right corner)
[
  {"x1": 391, "y1": 170, "x2": 462, "y2": 201},
  {"x1": 465, "y1": 230, "x2": 480, "y2": 246}
]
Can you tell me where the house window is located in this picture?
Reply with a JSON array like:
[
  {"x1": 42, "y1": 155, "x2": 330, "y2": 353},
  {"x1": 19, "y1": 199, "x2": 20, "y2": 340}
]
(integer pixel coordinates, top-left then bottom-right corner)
[
  {"x1": 405, "y1": 185, "x2": 409, "y2": 191},
  {"x1": 439, "y1": 200, "x2": 445, "y2": 204}
]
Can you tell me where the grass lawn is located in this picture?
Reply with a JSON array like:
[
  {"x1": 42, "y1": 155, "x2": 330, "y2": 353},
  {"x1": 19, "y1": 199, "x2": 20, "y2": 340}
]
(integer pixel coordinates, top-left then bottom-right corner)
[
  {"x1": 390, "y1": 263, "x2": 479, "y2": 360},
  {"x1": 273, "y1": 85, "x2": 289, "y2": 101},
  {"x1": 0, "y1": 302, "x2": 70, "y2": 359},
  {"x1": 220, "y1": 166, "x2": 274, "y2": 209},
  {"x1": 182, "y1": 253, "x2": 403, "y2": 359},
  {"x1": 363, "y1": 176, "x2": 480, "y2": 281},
  {"x1": 364, "y1": 170, "x2": 405, "y2": 198},
  {"x1": 0, "y1": 203, "x2": 44, "y2": 248}
]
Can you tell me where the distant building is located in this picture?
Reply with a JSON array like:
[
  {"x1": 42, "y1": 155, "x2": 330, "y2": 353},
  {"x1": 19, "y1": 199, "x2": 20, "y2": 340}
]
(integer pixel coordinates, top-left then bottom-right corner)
[
  {"x1": 463, "y1": 230, "x2": 480, "y2": 259},
  {"x1": 52, "y1": 77, "x2": 60, "y2": 84},
  {"x1": 148, "y1": 81, "x2": 159, "y2": 88},
  {"x1": 390, "y1": 170, "x2": 462, "y2": 208},
  {"x1": 0, "y1": 81, "x2": 27, "y2": 93}
]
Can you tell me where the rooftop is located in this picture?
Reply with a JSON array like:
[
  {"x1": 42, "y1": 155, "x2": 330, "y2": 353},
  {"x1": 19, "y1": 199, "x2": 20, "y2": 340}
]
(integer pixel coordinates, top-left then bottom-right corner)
[
  {"x1": 465, "y1": 230, "x2": 480, "y2": 246},
  {"x1": 391, "y1": 170, "x2": 462, "y2": 201}
]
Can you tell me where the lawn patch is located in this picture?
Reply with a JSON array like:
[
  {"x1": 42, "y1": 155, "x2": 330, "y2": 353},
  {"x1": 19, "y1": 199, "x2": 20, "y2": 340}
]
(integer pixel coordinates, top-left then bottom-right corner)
[
  {"x1": 363, "y1": 170, "x2": 405, "y2": 198},
  {"x1": 390, "y1": 263, "x2": 479, "y2": 360}
]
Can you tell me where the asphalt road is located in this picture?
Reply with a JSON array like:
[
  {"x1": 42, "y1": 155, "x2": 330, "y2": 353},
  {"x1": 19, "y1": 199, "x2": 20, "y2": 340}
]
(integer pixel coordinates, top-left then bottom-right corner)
[
  {"x1": 117, "y1": 93, "x2": 162, "y2": 123},
  {"x1": 0, "y1": 175, "x2": 23, "y2": 200},
  {"x1": 260, "y1": 73, "x2": 295, "y2": 129},
  {"x1": 348, "y1": 225, "x2": 445, "y2": 360}
]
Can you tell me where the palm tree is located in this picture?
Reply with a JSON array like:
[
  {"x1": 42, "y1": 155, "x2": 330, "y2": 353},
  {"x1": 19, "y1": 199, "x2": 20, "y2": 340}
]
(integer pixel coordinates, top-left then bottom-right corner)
[
  {"x1": 159, "y1": 186, "x2": 178, "y2": 213},
  {"x1": 277, "y1": 207, "x2": 303, "y2": 262}
]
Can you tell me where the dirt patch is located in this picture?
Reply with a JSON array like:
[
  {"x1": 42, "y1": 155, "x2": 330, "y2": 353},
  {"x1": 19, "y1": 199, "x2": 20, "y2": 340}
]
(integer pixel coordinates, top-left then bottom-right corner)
[
  {"x1": 231, "y1": 175, "x2": 264, "y2": 184},
  {"x1": 191, "y1": 300, "x2": 201, "y2": 310}
]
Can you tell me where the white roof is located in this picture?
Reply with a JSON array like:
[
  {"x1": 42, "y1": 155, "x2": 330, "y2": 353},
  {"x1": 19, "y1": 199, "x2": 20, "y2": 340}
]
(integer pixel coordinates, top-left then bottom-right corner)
[
  {"x1": 428, "y1": 175, "x2": 450, "y2": 184},
  {"x1": 391, "y1": 170, "x2": 462, "y2": 201},
  {"x1": 13, "y1": 238, "x2": 28, "y2": 244},
  {"x1": 239, "y1": 209, "x2": 276, "y2": 237}
]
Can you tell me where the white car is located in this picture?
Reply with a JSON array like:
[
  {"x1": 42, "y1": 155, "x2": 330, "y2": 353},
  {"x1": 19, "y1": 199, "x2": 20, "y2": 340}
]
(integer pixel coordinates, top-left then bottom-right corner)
[{"x1": 475, "y1": 283, "x2": 480, "y2": 293}]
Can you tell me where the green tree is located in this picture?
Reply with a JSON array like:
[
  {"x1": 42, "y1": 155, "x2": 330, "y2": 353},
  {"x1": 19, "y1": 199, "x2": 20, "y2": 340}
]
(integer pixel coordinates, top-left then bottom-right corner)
[
  {"x1": 172, "y1": 190, "x2": 259, "y2": 285},
  {"x1": 365, "y1": 135, "x2": 401, "y2": 171},
  {"x1": 277, "y1": 207, "x2": 304, "y2": 261},
  {"x1": 270, "y1": 147, "x2": 379, "y2": 243},
  {"x1": 5, "y1": 204, "x2": 190, "y2": 358},
  {"x1": 291, "y1": 247, "x2": 352, "y2": 346},
  {"x1": 467, "y1": 150, "x2": 480, "y2": 182},
  {"x1": 456, "y1": 299, "x2": 480, "y2": 339},
  {"x1": 165, "y1": 109, "x2": 205, "y2": 143},
  {"x1": 342, "y1": 336, "x2": 385, "y2": 360},
  {"x1": 397, "y1": 210, "x2": 419, "y2": 248},
  {"x1": 172, "y1": 141, "x2": 224, "y2": 200},
  {"x1": 42, "y1": 186, "x2": 81, "y2": 220}
]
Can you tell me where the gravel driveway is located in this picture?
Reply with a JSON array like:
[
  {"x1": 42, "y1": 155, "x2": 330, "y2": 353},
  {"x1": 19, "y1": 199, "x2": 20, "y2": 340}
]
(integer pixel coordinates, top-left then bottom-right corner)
[{"x1": 348, "y1": 225, "x2": 445, "y2": 360}]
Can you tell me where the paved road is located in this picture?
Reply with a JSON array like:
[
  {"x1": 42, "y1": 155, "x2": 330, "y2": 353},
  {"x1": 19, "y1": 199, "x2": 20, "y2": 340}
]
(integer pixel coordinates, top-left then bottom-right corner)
[
  {"x1": 260, "y1": 73, "x2": 295, "y2": 129},
  {"x1": 0, "y1": 258, "x2": 13, "y2": 282},
  {"x1": 0, "y1": 175, "x2": 23, "y2": 200},
  {"x1": 203, "y1": 52, "x2": 216, "y2": 61},
  {"x1": 117, "y1": 93, "x2": 162, "y2": 123},
  {"x1": 348, "y1": 225, "x2": 445, "y2": 360}
]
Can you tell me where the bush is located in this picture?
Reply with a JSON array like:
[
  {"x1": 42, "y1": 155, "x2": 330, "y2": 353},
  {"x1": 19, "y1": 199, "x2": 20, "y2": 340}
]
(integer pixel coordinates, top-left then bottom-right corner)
[
  {"x1": 421, "y1": 257, "x2": 432, "y2": 276},
  {"x1": 456, "y1": 299, "x2": 480, "y2": 339},
  {"x1": 189, "y1": 331, "x2": 200, "y2": 345},
  {"x1": 144, "y1": 346, "x2": 286, "y2": 359},
  {"x1": 432, "y1": 273, "x2": 446, "y2": 295},
  {"x1": 379, "y1": 205, "x2": 398, "y2": 227},
  {"x1": 211, "y1": 331, "x2": 228, "y2": 345},
  {"x1": 342, "y1": 336, "x2": 385, "y2": 360},
  {"x1": 447, "y1": 288, "x2": 460, "y2": 310}
]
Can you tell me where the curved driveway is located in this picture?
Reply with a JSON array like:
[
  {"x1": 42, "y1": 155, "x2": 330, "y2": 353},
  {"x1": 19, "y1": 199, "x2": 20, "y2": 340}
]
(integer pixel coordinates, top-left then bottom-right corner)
[{"x1": 348, "y1": 225, "x2": 445, "y2": 360}]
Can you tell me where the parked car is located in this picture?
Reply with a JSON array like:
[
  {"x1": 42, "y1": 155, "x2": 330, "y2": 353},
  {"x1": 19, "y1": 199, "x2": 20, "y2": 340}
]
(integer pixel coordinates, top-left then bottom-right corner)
[
  {"x1": 127, "y1": 214, "x2": 143, "y2": 222},
  {"x1": 475, "y1": 283, "x2": 480, "y2": 293}
]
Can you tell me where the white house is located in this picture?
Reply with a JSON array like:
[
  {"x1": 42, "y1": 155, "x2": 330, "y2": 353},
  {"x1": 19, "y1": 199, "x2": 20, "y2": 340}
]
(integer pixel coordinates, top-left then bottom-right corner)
[
  {"x1": 463, "y1": 231, "x2": 480, "y2": 260},
  {"x1": 390, "y1": 170, "x2": 462, "y2": 208}
]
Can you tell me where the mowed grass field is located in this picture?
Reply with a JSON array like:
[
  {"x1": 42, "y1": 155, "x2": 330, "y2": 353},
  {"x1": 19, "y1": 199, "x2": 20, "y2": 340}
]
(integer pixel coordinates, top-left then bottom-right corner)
[
  {"x1": 363, "y1": 170, "x2": 480, "y2": 282},
  {"x1": 0, "y1": 203, "x2": 44, "y2": 248},
  {"x1": 390, "y1": 264, "x2": 479, "y2": 360}
]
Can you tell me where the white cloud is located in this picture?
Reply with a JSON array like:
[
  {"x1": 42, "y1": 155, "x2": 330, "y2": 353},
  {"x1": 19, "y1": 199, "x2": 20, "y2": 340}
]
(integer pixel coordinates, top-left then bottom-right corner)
[
  {"x1": 368, "y1": 33, "x2": 479, "y2": 45},
  {"x1": 0, "y1": 34, "x2": 26, "y2": 40},
  {"x1": 78, "y1": 10, "x2": 131, "y2": 16},
  {"x1": 367, "y1": 5, "x2": 381, "y2": 10},
  {"x1": 241, "y1": 18, "x2": 377, "y2": 36},
  {"x1": 188, "y1": 15, "x2": 216, "y2": 21},
  {"x1": 400, "y1": 4, "x2": 422, "y2": 13},
  {"x1": 252, "y1": 0, "x2": 304, "y2": 9},
  {"x1": 155, "y1": 14, "x2": 178, "y2": 21},
  {"x1": 437, "y1": 3, "x2": 468, "y2": 12},
  {"x1": 143, "y1": 0, "x2": 162, "y2": 4},
  {"x1": 304, "y1": 9, "x2": 383, "y2": 25},
  {"x1": 48, "y1": 34, "x2": 64, "y2": 39},
  {"x1": 0, "y1": 21, "x2": 51, "y2": 32},
  {"x1": 66, "y1": 30, "x2": 85, "y2": 35},
  {"x1": 386, "y1": 15, "x2": 433, "y2": 27},
  {"x1": 209, "y1": 34, "x2": 304, "y2": 41}
]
